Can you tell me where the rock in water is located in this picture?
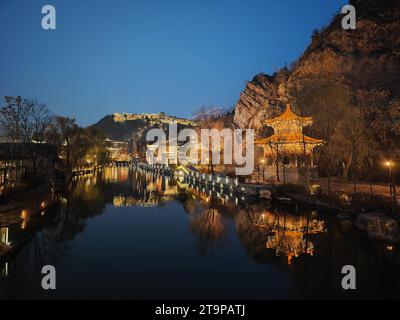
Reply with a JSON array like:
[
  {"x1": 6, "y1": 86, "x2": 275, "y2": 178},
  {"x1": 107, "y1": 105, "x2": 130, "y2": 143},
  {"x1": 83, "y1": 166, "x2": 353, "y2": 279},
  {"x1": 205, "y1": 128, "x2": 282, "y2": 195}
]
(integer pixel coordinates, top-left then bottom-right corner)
[
  {"x1": 259, "y1": 190, "x2": 272, "y2": 200},
  {"x1": 355, "y1": 213, "x2": 400, "y2": 244},
  {"x1": 337, "y1": 212, "x2": 353, "y2": 228},
  {"x1": 337, "y1": 212, "x2": 352, "y2": 221},
  {"x1": 0, "y1": 243, "x2": 11, "y2": 258}
]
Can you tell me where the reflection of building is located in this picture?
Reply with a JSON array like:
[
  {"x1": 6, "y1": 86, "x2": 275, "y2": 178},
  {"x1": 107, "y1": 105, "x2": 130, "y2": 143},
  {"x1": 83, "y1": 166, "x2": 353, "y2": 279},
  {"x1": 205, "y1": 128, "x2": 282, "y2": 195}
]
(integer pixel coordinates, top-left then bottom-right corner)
[
  {"x1": 110, "y1": 169, "x2": 178, "y2": 207},
  {"x1": 255, "y1": 104, "x2": 323, "y2": 183},
  {"x1": 113, "y1": 195, "x2": 138, "y2": 207},
  {"x1": 104, "y1": 167, "x2": 130, "y2": 182},
  {"x1": 253, "y1": 211, "x2": 325, "y2": 264}
]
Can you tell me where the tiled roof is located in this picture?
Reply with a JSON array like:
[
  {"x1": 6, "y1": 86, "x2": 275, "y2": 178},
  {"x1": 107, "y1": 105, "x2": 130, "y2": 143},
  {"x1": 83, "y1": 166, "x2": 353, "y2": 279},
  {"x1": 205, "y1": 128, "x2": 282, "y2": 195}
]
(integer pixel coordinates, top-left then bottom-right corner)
[
  {"x1": 265, "y1": 104, "x2": 312, "y2": 124},
  {"x1": 255, "y1": 133, "x2": 323, "y2": 145}
]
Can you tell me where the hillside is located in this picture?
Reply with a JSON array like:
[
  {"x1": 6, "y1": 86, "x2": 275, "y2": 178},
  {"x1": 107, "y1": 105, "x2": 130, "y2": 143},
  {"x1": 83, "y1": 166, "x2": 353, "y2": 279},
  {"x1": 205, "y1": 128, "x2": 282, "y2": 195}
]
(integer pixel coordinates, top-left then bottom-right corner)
[
  {"x1": 92, "y1": 112, "x2": 196, "y2": 141},
  {"x1": 233, "y1": 0, "x2": 400, "y2": 132}
]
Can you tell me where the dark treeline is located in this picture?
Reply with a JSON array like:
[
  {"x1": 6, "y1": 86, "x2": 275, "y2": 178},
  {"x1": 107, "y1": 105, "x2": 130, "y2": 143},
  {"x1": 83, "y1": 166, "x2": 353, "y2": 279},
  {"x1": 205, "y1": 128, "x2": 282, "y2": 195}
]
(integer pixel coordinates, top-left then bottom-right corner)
[
  {"x1": 0, "y1": 96, "x2": 109, "y2": 188},
  {"x1": 293, "y1": 78, "x2": 400, "y2": 197}
]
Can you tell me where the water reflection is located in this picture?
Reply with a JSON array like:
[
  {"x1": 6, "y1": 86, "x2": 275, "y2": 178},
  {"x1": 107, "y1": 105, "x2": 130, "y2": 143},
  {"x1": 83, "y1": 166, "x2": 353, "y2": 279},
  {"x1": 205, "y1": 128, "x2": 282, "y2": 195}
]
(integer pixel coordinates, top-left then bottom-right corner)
[
  {"x1": 189, "y1": 205, "x2": 228, "y2": 256},
  {"x1": 251, "y1": 210, "x2": 325, "y2": 264},
  {"x1": 0, "y1": 167, "x2": 399, "y2": 299}
]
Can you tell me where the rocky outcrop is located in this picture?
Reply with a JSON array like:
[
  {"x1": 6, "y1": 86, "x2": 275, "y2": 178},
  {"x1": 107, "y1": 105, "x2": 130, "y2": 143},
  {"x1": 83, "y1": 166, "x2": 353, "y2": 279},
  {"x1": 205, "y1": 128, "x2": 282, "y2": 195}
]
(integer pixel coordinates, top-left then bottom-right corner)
[
  {"x1": 233, "y1": 0, "x2": 400, "y2": 130},
  {"x1": 337, "y1": 212, "x2": 353, "y2": 228},
  {"x1": 355, "y1": 213, "x2": 400, "y2": 243},
  {"x1": 233, "y1": 74, "x2": 286, "y2": 131}
]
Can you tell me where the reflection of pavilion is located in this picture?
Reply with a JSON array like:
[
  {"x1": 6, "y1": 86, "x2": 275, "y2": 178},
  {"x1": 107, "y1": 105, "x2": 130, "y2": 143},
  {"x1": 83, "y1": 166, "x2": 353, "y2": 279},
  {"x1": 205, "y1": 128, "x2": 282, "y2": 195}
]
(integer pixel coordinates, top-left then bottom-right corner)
[{"x1": 252, "y1": 211, "x2": 325, "y2": 264}]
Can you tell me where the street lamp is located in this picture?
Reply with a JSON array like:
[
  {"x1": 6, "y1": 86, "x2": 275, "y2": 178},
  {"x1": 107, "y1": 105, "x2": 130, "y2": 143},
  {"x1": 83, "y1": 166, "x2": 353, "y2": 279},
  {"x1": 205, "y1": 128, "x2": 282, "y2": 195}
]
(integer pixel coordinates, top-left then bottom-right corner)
[
  {"x1": 385, "y1": 160, "x2": 395, "y2": 196},
  {"x1": 260, "y1": 159, "x2": 266, "y2": 182}
]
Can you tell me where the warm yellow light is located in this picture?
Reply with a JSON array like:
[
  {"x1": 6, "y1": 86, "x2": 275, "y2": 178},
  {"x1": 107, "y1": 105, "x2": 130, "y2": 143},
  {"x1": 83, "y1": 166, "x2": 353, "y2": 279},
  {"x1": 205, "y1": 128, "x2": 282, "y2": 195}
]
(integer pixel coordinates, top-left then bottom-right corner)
[
  {"x1": 21, "y1": 220, "x2": 27, "y2": 230},
  {"x1": 385, "y1": 161, "x2": 394, "y2": 167},
  {"x1": 387, "y1": 245, "x2": 394, "y2": 251},
  {"x1": 40, "y1": 201, "x2": 46, "y2": 209},
  {"x1": 21, "y1": 210, "x2": 28, "y2": 220},
  {"x1": 261, "y1": 159, "x2": 265, "y2": 164}
]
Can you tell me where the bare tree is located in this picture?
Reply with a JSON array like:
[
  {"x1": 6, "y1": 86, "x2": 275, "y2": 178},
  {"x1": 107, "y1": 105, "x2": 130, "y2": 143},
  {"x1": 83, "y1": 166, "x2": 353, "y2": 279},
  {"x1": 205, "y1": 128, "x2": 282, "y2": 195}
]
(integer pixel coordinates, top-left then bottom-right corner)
[{"x1": 0, "y1": 96, "x2": 53, "y2": 180}]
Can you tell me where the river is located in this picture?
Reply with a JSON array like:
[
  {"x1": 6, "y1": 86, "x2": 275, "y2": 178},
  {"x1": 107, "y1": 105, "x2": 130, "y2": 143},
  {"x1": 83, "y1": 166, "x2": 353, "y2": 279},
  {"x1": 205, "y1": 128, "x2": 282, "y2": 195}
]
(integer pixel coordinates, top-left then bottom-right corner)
[{"x1": 0, "y1": 167, "x2": 399, "y2": 299}]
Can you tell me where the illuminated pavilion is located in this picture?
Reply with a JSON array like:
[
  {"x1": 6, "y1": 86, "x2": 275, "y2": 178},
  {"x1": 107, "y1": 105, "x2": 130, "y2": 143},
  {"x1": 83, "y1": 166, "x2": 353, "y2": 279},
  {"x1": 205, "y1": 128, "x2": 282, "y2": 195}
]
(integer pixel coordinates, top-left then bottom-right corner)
[{"x1": 255, "y1": 104, "x2": 323, "y2": 183}]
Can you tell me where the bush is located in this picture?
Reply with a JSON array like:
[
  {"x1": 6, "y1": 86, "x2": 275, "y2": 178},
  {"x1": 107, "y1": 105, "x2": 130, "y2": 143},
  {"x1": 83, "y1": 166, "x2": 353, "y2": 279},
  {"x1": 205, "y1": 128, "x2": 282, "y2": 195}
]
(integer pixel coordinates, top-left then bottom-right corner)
[
  {"x1": 348, "y1": 193, "x2": 392, "y2": 213},
  {"x1": 274, "y1": 183, "x2": 308, "y2": 196}
]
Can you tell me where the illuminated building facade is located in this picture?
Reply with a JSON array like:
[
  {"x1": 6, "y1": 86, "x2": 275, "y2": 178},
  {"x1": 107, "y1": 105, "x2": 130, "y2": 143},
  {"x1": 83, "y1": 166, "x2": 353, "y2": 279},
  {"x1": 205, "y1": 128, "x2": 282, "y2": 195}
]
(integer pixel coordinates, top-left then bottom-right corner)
[{"x1": 105, "y1": 139, "x2": 131, "y2": 162}]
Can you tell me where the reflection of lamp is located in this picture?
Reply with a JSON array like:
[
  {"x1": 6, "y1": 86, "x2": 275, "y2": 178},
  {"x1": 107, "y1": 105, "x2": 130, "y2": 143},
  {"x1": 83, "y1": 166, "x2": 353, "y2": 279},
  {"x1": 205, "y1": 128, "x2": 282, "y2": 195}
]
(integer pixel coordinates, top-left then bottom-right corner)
[
  {"x1": 1, "y1": 227, "x2": 10, "y2": 245},
  {"x1": 1, "y1": 262, "x2": 8, "y2": 278},
  {"x1": 20, "y1": 210, "x2": 29, "y2": 230},
  {"x1": 21, "y1": 210, "x2": 28, "y2": 220}
]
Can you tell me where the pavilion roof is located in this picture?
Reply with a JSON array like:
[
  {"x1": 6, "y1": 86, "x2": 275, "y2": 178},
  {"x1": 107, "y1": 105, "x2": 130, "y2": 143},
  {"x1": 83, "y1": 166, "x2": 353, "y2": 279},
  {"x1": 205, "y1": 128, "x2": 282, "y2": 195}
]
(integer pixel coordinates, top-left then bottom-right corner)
[
  {"x1": 265, "y1": 104, "x2": 312, "y2": 125},
  {"x1": 255, "y1": 133, "x2": 323, "y2": 145}
]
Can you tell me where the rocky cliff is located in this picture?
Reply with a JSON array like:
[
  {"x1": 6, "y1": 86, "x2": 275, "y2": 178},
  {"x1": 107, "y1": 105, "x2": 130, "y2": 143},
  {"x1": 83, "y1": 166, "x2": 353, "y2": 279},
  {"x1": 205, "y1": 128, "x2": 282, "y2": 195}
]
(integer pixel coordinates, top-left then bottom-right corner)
[{"x1": 233, "y1": 0, "x2": 400, "y2": 132}]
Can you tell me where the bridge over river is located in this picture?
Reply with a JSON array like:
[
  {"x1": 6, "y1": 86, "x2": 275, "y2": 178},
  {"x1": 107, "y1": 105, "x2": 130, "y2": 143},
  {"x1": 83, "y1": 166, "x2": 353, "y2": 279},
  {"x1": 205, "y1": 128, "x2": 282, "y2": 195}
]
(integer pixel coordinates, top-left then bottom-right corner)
[{"x1": 135, "y1": 163, "x2": 270, "y2": 199}]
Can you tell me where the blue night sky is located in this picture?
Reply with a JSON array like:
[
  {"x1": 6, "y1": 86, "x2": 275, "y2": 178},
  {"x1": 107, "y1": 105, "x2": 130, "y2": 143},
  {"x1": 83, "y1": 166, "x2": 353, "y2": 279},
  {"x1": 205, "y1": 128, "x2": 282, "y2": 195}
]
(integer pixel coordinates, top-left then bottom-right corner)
[{"x1": 0, "y1": 0, "x2": 347, "y2": 126}]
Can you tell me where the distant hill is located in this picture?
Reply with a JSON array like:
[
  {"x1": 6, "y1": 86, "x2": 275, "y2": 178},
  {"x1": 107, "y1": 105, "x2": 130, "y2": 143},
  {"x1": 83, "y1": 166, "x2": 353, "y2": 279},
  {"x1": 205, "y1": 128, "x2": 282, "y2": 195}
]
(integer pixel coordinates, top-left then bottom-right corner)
[{"x1": 91, "y1": 112, "x2": 196, "y2": 141}]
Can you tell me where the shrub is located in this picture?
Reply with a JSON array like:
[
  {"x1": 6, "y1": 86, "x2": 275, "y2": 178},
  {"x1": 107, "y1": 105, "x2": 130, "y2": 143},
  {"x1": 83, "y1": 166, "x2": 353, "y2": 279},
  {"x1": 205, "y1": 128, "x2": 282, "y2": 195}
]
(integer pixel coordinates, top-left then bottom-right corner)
[
  {"x1": 274, "y1": 183, "x2": 308, "y2": 196},
  {"x1": 348, "y1": 193, "x2": 392, "y2": 213}
]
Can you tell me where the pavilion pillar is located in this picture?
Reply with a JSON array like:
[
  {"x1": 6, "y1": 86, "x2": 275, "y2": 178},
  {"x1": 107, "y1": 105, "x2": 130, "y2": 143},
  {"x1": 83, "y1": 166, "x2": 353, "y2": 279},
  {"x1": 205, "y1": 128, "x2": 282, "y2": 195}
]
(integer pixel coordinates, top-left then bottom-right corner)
[{"x1": 310, "y1": 153, "x2": 314, "y2": 167}]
